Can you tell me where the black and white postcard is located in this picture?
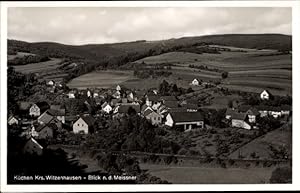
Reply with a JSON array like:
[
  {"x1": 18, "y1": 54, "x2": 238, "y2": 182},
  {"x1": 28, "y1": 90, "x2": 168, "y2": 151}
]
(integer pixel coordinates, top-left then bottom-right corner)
[{"x1": 1, "y1": 0, "x2": 299, "y2": 192}]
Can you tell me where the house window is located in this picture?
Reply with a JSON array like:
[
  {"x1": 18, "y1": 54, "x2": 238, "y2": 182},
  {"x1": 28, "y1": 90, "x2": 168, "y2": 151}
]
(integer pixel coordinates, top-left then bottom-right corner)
[
  {"x1": 78, "y1": 123, "x2": 80, "y2": 126},
  {"x1": 158, "y1": 117, "x2": 160, "y2": 121}
]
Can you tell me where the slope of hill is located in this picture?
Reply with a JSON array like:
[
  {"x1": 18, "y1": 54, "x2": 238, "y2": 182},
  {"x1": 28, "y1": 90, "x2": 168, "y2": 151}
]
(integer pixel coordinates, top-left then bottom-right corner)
[{"x1": 8, "y1": 34, "x2": 292, "y2": 89}]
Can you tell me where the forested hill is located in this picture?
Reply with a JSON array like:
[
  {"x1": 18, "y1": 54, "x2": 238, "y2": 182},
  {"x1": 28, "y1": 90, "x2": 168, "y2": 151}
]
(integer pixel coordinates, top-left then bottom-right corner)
[{"x1": 8, "y1": 33, "x2": 292, "y2": 77}]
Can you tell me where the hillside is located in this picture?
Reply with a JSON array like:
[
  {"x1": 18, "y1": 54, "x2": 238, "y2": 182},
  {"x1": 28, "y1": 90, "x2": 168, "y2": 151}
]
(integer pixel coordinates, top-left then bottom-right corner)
[
  {"x1": 8, "y1": 34, "x2": 292, "y2": 91},
  {"x1": 8, "y1": 33, "x2": 291, "y2": 66}
]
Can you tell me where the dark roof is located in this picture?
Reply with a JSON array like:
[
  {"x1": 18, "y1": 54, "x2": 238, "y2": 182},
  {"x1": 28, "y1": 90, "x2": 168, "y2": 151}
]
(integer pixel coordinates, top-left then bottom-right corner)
[
  {"x1": 38, "y1": 112, "x2": 54, "y2": 124},
  {"x1": 80, "y1": 115, "x2": 95, "y2": 126},
  {"x1": 170, "y1": 112, "x2": 204, "y2": 123},
  {"x1": 19, "y1": 102, "x2": 33, "y2": 110},
  {"x1": 147, "y1": 95, "x2": 160, "y2": 102},
  {"x1": 144, "y1": 108, "x2": 153, "y2": 116},
  {"x1": 182, "y1": 103, "x2": 198, "y2": 110},
  {"x1": 118, "y1": 104, "x2": 140, "y2": 113},
  {"x1": 164, "y1": 101, "x2": 179, "y2": 108},
  {"x1": 246, "y1": 108, "x2": 259, "y2": 116},
  {"x1": 231, "y1": 112, "x2": 247, "y2": 120},
  {"x1": 160, "y1": 96, "x2": 177, "y2": 101},
  {"x1": 47, "y1": 109, "x2": 65, "y2": 116},
  {"x1": 169, "y1": 107, "x2": 187, "y2": 113},
  {"x1": 35, "y1": 102, "x2": 50, "y2": 113},
  {"x1": 238, "y1": 105, "x2": 251, "y2": 112}
]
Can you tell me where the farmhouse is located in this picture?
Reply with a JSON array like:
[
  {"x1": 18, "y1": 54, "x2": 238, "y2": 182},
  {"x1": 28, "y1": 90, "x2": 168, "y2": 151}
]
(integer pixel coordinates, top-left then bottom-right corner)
[
  {"x1": 47, "y1": 80, "x2": 55, "y2": 86},
  {"x1": 22, "y1": 138, "x2": 43, "y2": 156},
  {"x1": 145, "y1": 111, "x2": 162, "y2": 126},
  {"x1": 182, "y1": 103, "x2": 198, "y2": 112},
  {"x1": 68, "y1": 90, "x2": 77, "y2": 98},
  {"x1": 8, "y1": 115, "x2": 19, "y2": 125},
  {"x1": 73, "y1": 115, "x2": 95, "y2": 134},
  {"x1": 260, "y1": 90, "x2": 273, "y2": 100},
  {"x1": 231, "y1": 112, "x2": 251, "y2": 130},
  {"x1": 245, "y1": 108, "x2": 260, "y2": 123},
  {"x1": 116, "y1": 85, "x2": 121, "y2": 91},
  {"x1": 191, "y1": 78, "x2": 200, "y2": 86},
  {"x1": 29, "y1": 102, "x2": 50, "y2": 117},
  {"x1": 141, "y1": 104, "x2": 153, "y2": 114},
  {"x1": 101, "y1": 102, "x2": 113, "y2": 114},
  {"x1": 146, "y1": 95, "x2": 160, "y2": 107},
  {"x1": 165, "y1": 112, "x2": 204, "y2": 131},
  {"x1": 35, "y1": 123, "x2": 57, "y2": 139}
]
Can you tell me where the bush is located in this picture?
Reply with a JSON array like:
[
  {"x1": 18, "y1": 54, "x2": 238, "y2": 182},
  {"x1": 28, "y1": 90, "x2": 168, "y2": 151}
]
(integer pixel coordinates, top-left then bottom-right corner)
[{"x1": 270, "y1": 167, "x2": 292, "y2": 183}]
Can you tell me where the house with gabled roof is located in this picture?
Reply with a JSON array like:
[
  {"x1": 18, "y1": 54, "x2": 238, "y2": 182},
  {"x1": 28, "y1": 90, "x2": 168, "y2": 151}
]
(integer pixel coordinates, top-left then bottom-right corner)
[
  {"x1": 246, "y1": 108, "x2": 260, "y2": 123},
  {"x1": 145, "y1": 111, "x2": 162, "y2": 126},
  {"x1": 231, "y1": 112, "x2": 251, "y2": 130},
  {"x1": 8, "y1": 115, "x2": 19, "y2": 125},
  {"x1": 35, "y1": 123, "x2": 57, "y2": 139},
  {"x1": 165, "y1": 112, "x2": 204, "y2": 131},
  {"x1": 73, "y1": 115, "x2": 95, "y2": 134},
  {"x1": 22, "y1": 137, "x2": 43, "y2": 156},
  {"x1": 29, "y1": 102, "x2": 50, "y2": 117},
  {"x1": 191, "y1": 78, "x2": 200, "y2": 86},
  {"x1": 260, "y1": 89, "x2": 273, "y2": 100},
  {"x1": 101, "y1": 102, "x2": 113, "y2": 114}
]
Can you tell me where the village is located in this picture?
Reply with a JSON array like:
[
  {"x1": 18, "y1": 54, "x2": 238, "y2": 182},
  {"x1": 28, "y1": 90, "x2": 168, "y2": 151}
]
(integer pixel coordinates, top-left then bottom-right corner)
[{"x1": 8, "y1": 76, "x2": 292, "y2": 157}]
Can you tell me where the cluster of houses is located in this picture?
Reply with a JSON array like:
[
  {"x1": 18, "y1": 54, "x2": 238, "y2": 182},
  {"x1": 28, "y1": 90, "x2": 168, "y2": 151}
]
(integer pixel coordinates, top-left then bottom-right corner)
[
  {"x1": 8, "y1": 81, "x2": 291, "y2": 155},
  {"x1": 225, "y1": 90, "x2": 291, "y2": 130}
]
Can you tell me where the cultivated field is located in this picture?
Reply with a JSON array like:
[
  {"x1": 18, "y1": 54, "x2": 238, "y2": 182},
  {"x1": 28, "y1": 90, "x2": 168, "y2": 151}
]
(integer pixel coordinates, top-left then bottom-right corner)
[
  {"x1": 132, "y1": 46, "x2": 292, "y2": 96},
  {"x1": 67, "y1": 70, "x2": 135, "y2": 89},
  {"x1": 140, "y1": 163, "x2": 274, "y2": 184},
  {"x1": 11, "y1": 58, "x2": 62, "y2": 74}
]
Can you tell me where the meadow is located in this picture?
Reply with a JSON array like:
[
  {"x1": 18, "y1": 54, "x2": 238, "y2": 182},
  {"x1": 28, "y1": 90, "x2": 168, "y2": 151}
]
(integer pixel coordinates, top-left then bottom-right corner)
[
  {"x1": 140, "y1": 163, "x2": 274, "y2": 184},
  {"x1": 132, "y1": 46, "x2": 292, "y2": 96},
  {"x1": 67, "y1": 70, "x2": 135, "y2": 89}
]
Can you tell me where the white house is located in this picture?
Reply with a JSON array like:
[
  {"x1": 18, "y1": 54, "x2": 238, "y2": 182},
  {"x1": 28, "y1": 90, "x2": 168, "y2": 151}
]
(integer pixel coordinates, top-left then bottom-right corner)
[
  {"x1": 145, "y1": 111, "x2": 162, "y2": 126},
  {"x1": 8, "y1": 115, "x2": 19, "y2": 125},
  {"x1": 29, "y1": 102, "x2": 50, "y2": 117},
  {"x1": 116, "y1": 85, "x2": 121, "y2": 91},
  {"x1": 47, "y1": 80, "x2": 55, "y2": 86},
  {"x1": 231, "y1": 112, "x2": 252, "y2": 130},
  {"x1": 87, "y1": 90, "x2": 92, "y2": 98},
  {"x1": 165, "y1": 112, "x2": 204, "y2": 132},
  {"x1": 191, "y1": 79, "x2": 200, "y2": 86},
  {"x1": 68, "y1": 91, "x2": 76, "y2": 98},
  {"x1": 73, "y1": 116, "x2": 95, "y2": 134},
  {"x1": 260, "y1": 90, "x2": 272, "y2": 100},
  {"x1": 101, "y1": 102, "x2": 113, "y2": 114}
]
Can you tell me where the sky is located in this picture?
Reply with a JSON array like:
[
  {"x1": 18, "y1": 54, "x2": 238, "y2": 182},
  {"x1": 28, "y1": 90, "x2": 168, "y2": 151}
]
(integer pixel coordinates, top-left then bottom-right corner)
[{"x1": 8, "y1": 7, "x2": 292, "y2": 45}]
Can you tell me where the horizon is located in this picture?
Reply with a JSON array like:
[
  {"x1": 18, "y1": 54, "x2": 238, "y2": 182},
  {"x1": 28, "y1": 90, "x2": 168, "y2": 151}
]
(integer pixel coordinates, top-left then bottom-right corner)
[
  {"x1": 8, "y1": 7, "x2": 291, "y2": 45},
  {"x1": 8, "y1": 33, "x2": 292, "y2": 46}
]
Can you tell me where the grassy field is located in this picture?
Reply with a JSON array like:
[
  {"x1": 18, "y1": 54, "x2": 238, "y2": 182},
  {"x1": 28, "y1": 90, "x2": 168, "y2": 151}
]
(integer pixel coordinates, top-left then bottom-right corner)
[
  {"x1": 229, "y1": 124, "x2": 292, "y2": 160},
  {"x1": 140, "y1": 163, "x2": 274, "y2": 184},
  {"x1": 67, "y1": 70, "x2": 135, "y2": 89},
  {"x1": 131, "y1": 46, "x2": 292, "y2": 96},
  {"x1": 11, "y1": 58, "x2": 62, "y2": 74}
]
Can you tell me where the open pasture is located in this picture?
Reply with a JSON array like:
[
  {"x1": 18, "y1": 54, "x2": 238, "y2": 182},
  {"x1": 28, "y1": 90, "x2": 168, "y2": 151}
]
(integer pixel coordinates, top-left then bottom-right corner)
[
  {"x1": 11, "y1": 58, "x2": 62, "y2": 74},
  {"x1": 67, "y1": 70, "x2": 135, "y2": 89},
  {"x1": 140, "y1": 164, "x2": 274, "y2": 184},
  {"x1": 132, "y1": 46, "x2": 292, "y2": 95}
]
